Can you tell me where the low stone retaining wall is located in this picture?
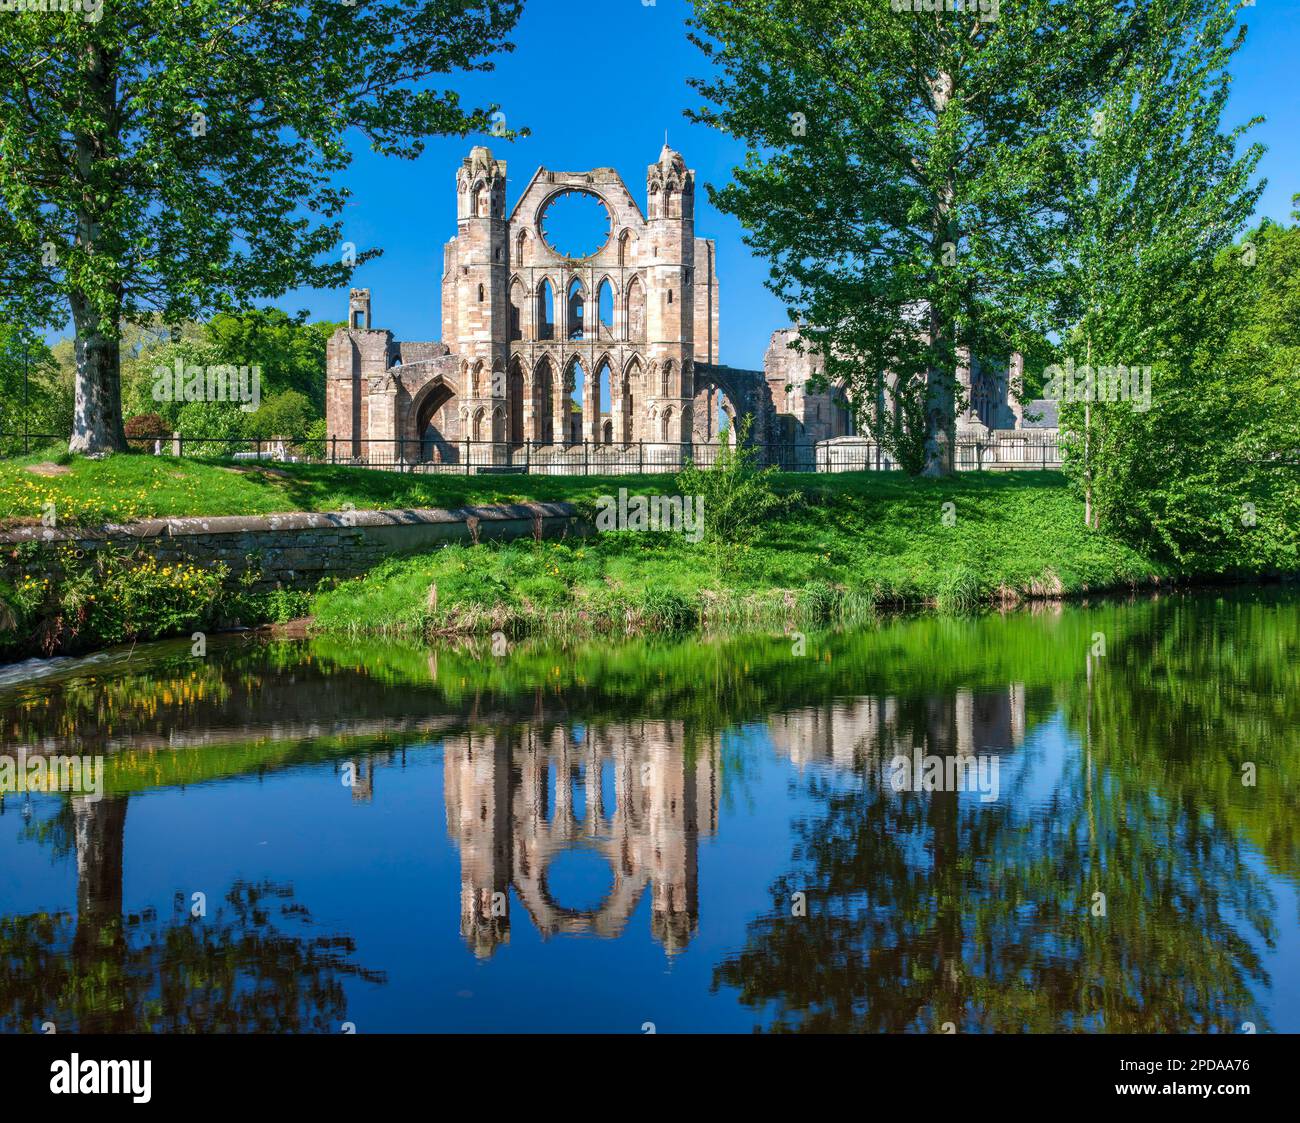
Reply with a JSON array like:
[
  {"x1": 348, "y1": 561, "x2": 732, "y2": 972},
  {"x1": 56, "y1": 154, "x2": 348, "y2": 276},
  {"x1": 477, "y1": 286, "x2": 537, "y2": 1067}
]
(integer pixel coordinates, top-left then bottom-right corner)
[{"x1": 1, "y1": 503, "x2": 585, "y2": 590}]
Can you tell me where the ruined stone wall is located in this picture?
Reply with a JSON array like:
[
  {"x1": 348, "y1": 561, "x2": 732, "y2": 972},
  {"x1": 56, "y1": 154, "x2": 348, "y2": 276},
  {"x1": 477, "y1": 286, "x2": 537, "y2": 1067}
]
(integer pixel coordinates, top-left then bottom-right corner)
[
  {"x1": 0, "y1": 504, "x2": 585, "y2": 592},
  {"x1": 326, "y1": 144, "x2": 725, "y2": 456}
]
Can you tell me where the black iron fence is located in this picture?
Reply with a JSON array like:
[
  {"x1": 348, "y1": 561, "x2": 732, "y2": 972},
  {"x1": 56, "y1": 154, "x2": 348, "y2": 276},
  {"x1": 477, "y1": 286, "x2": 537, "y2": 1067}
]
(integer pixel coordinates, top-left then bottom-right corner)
[{"x1": 2, "y1": 431, "x2": 1063, "y2": 473}]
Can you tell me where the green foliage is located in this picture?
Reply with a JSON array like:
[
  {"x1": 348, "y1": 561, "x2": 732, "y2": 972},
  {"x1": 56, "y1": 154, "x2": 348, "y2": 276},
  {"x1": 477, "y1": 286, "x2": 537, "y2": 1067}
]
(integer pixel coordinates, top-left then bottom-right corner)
[
  {"x1": 310, "y1": 471, "x2": 1182, "y2": 642},
  {"x1": 0, "y1": 325, "x2": 73, "y2": 449},
  {"x1": 1060, "y1": 210, "x2": 1300, "y2": 572},
  {"x1": 0, "y1": 545, "x2": 226, "y2": 658},
  {"x1": 687, "y1": 0, "x2": 1144, "y2": 474},
  {"x1": 175, "y1": 398, "x2": 248, "y2": 455},
  {"x1": 677, "y1": 416, "x2": 788, "y2": 553},
  {"x1": 0, "y1": 0, "x2": 525, "y2": 451}
]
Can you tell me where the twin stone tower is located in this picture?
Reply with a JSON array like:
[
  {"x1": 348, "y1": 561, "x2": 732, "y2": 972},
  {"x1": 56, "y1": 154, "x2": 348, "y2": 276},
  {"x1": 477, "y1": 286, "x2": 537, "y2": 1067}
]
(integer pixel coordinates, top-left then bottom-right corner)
[{"x1": 325, "y1": 143, "x2": 865, "y2": 468}]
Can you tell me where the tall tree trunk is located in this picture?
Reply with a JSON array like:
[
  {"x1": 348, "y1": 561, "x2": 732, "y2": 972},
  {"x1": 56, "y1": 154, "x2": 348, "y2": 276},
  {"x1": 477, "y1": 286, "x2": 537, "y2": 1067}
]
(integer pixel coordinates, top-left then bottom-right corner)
[
  {"x1": 922, "y1": 248, "x2": 955, "y2": 478},
  {"x1": 67, "y1": 38, "x2": 126, "y2": 456},
  {"x1": 921, "y1": 69, "x2": 956, "y2": 479},
  {"x1": 1084, "y1": 337, "x2": 1093, "y2": 528},
  {"x1": 69, "y1": 291, "x2": 126, "y2": 454},
  {"x1": 72, "y1": 795, "x2": 130, "y2": 1031},
  {"x1": 921, "y1": 312, "x2": 951, "y2": 478}
]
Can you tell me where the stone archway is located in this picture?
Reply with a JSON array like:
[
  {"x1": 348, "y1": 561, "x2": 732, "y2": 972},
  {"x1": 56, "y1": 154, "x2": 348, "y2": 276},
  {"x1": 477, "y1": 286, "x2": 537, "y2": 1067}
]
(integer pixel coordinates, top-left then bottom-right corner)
[
  {"x1": 508, "y1": 360, "x2": 525, "y2": 446},
  {"x1": 415, "y1": 380, "x2": 457, "y2": 463}
]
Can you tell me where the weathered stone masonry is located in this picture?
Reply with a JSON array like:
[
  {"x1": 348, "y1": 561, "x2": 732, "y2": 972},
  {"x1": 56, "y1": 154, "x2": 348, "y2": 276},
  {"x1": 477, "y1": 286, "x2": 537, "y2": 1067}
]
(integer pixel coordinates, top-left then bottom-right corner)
[
  {"x1": 0, "y1": 504, "x2": 584, "y2": 592},
  {"x1": 326, "y1": 144, "x2": 1056, "y2": 468}
]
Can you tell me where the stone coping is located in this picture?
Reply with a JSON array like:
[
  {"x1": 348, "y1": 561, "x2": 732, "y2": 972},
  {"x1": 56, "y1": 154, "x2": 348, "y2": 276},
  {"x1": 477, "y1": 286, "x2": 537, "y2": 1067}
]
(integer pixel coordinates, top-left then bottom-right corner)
[{"x1": 0, "y1": 501, "x2": 580, "y2": 545}]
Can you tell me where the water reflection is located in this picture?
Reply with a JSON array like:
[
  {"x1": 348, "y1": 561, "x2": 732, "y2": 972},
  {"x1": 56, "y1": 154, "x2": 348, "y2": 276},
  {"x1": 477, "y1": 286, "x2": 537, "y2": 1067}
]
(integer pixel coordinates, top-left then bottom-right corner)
[
  {"x1": 3, "y1": 793, "x2": 384, "y2": 1032},
  {"x1": 0, "y1": 590, "x2": 1295, "y2": 1032},
  {"x1": 445, "y1": 724, "x2": 717, "y2": 955}
]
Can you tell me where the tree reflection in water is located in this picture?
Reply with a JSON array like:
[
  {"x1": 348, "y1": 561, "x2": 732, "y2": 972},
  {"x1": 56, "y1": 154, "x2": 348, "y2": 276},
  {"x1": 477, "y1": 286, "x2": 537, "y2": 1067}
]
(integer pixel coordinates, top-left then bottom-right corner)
[
  {"x1": 0, "y1": 795, "x2": 384, "y2": 1033},
  {"x1": 714, "y1": 680, "x2": 1275, "y2": 1033}
]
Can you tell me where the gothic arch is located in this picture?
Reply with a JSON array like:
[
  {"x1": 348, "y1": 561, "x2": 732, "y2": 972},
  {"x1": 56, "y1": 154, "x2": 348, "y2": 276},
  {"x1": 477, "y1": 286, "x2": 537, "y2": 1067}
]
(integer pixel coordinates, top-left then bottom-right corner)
[
  {"x1": 508, "y1": 276, "x2": 526, "y2": 340},
  {"x1": 617, "y1": 229, "x2": 637, "y2": 267},
  {"x1": 595, "y1": 275, "x2": 616, "y2": 339},
  {"x1": 507, "y1": 358, "x2": 525, "y2": 445},
  {"x1": 536, "y1": 278, "x2": 556, "y2": 341},
  {"x1": 562, "y1": 353, "x2": 586, "y2": 444},
  {"x1": 625, "y1": 274, "x2": 645, "y2": 340},
  {"x1": 515, "y1": 228, "x2": 533, "y2": 267},
  {"x1": 621, "y1": 354, "x2": 643, "y2": 444},
  {"x1": 594, "y1": 354, "x2": 615, "y2": 445},
  {"x1": 659, "y1": 404, "x2": 675, "y2": 442},
  {"x1": 413, "y1": 377, "x2": 458, "y2": 463},
  {"x1": 470, "y1": 179, "x2": 490, "y2": 218},
  {"x1": 532, "y1": 354, "x2": 556, "y2": 444}
]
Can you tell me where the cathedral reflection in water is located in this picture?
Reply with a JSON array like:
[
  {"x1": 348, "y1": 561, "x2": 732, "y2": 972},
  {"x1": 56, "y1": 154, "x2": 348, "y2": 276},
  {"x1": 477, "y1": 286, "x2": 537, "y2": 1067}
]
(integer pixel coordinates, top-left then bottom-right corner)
[{"x1": 441, "y1": 685, "x2": 1026, "y2": 956}]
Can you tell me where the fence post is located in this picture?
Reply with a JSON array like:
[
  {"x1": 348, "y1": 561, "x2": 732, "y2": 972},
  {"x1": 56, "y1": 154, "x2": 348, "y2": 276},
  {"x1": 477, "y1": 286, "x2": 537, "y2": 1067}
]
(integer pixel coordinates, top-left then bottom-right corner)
[
  {"x1": 331, "y1": 435, "x2": 336, "y2": 465},
  {"x1": 584, "y1": 439, "x2": 589, "y2": 476},
  {"x1": 638, "y1": 439, "x2": 644, "y2": 475},
  {"x1": 256, "y1": 438, "x2": 261, "y2": 462}
]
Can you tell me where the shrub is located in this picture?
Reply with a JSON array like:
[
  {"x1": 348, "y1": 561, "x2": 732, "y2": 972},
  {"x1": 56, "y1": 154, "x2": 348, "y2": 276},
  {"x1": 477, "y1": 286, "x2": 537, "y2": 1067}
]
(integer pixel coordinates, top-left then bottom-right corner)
[
  {"x1": 124, "y1": 412, "x2": 168, "y2": 449},
  {"x1": 0, "y1": 544, "x2": 227, "y2": 657},
  {"x1": 676, "y1": 415, "x2": 788, "y2": 554}
]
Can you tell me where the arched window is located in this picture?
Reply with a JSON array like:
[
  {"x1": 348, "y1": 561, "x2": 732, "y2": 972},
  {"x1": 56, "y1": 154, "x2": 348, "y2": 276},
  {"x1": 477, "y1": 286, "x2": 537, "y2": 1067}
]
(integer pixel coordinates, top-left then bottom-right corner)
[
  {"x1": 568, "y1": 357, "x2": 586, "y2": 444},
  {"x1": 622, "y1": 357, "x2": 641, "y2": 445},
  {"x1": 626, "y1": 276, "x2": 645, "y2": 339},
  {"x1": 509, "y1": 278, "x2": 524, "y2": 340},
  {"x1": 537, "y1": 280, "x2": 554, "y2": 341},
  {"x1": 533, "y1": 356, "x2": 555, "y2": 444},
  {"x1": 507, "y1": 361, "x2": 524, "y2": 446},
  {"x1": 567, "y1": 278, "x2": 585, "y2": 341},
  {"x1": 595, "y1": 358, "x2": 613, "y2": 445},
  {"x1": 477, "y1": 283, "x2": 485, "y2": 302},
  {"x1": 597, "y1": 278, "x2": 614, "y2": 337}
]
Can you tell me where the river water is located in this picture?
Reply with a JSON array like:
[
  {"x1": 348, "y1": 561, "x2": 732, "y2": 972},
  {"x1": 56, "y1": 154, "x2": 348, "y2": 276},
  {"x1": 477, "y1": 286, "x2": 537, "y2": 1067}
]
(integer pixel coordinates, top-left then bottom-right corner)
[{"x1": 1, "y1": 589, "x2": 1296, "y2": 1033}]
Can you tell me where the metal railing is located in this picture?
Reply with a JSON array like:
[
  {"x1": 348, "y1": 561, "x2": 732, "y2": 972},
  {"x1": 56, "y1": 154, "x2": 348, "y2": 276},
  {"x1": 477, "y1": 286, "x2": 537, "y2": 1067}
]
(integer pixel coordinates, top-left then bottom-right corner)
[{"x1": 1, "y1": 431, "x2": 1063, "y2": 473}]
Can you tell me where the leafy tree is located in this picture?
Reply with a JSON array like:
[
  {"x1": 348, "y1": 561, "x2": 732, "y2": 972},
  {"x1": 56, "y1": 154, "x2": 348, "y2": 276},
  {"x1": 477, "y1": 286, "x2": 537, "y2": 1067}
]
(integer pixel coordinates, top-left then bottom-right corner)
[
  {"x1": 0, "y1": 0, "x2": 524, "y2": 454},
  {"x1": 175, "y1": 398, "x2": 247, "y2": 456},
  {"x1": 246, "y1": 389, "x2": 316, "y2": 441},
  {"x1": 1054, "y1": 0, "x2": 1265, "y2": 535},
  {"x1": 687, "y1": 0, "x2": 1139, "y2": 474},
  {"x1": 0, "y1": 324, "x2": 72, "y2": 451}
]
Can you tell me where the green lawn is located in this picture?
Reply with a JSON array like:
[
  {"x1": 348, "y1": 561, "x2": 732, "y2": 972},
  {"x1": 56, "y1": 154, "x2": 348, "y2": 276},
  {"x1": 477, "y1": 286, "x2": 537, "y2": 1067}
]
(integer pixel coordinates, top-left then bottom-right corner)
[
  {"x1": 0, "y1": 445, "x2": 627, "y2": 526},
  {"x1": 0, "y1": 448, "x2": 1180, "y2": 649},
  {"x1": 310, "y1": 469, "x2": 1172, "y2": 638}
]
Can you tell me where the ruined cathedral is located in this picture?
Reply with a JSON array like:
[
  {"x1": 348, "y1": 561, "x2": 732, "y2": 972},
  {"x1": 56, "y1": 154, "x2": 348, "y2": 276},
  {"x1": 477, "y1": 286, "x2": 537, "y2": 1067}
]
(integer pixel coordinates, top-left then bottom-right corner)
[{"x1": 326, "y1": 144, "x2": 1048, "y2": 467}]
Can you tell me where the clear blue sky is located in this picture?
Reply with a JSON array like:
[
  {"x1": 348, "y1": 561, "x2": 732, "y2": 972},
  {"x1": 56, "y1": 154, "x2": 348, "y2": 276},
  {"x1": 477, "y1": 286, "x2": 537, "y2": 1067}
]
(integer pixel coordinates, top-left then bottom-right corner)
[{"x1": 277, "y1": 0, "x2": 1300, "y2": 371}]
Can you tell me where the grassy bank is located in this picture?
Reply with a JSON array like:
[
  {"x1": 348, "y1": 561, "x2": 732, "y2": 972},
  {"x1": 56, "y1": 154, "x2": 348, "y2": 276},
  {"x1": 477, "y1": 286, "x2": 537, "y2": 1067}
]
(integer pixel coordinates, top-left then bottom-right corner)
[
  {"x1": 0, "y1": 445, "x2": 629, "y2": 527},
  {"x1": 310, "y1": 470, "x2": 1174, "y2": 639},
  {"x1": 6, "y1": 446, "x2": 1277, "y2": 656}
]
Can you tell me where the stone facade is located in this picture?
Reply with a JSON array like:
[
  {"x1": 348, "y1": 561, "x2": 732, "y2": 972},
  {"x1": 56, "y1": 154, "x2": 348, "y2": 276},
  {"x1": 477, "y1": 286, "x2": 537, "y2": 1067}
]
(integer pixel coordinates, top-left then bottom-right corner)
[
  {"x1": 326, "y1": 145, "x2": 1054, "y2": 466},
  {"x1": 327, "y1": 143, "x2": 721, "y2": 463},
  {"x1": 444, "y1": 720, "x2": 719, "y2": 957}
]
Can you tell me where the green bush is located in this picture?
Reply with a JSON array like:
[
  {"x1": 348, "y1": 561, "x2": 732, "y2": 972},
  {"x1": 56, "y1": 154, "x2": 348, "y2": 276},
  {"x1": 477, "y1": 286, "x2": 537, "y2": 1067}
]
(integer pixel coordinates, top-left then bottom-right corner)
[
  {"x1": 0, "y1": 545, "x2": 227, "y2": 657},
  {"x1": 677, "y1": 415, "x2": 789, "y2": 553}
]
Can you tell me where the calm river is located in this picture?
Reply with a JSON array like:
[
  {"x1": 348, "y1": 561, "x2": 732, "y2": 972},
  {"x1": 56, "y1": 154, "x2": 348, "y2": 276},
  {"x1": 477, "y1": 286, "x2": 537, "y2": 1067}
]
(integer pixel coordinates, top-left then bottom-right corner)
[{"x1": 1, "y1": 589, "x2": 1297, "y2": 1032}]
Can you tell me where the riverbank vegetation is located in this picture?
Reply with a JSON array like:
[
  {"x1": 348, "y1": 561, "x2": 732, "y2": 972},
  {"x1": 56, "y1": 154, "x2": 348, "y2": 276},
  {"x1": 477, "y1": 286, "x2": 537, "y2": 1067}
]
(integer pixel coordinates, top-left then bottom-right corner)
[
  {"x1": 309, "y1": 468, "x2": 1169, "y2": 640},
  {"x1": 3, "y1": 435, "x2": 1296, "y2": 657}
]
